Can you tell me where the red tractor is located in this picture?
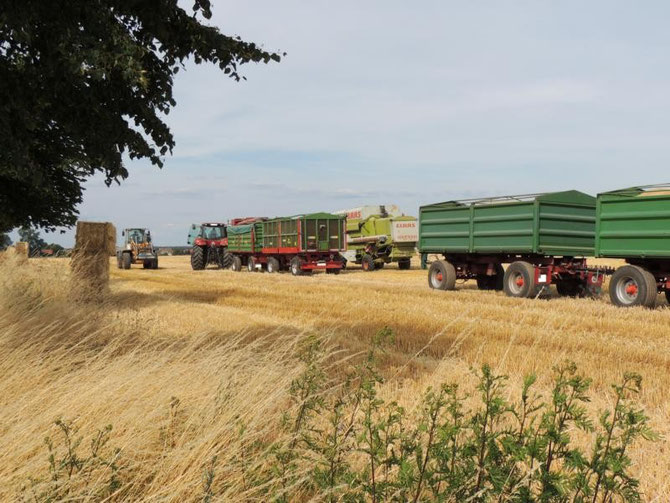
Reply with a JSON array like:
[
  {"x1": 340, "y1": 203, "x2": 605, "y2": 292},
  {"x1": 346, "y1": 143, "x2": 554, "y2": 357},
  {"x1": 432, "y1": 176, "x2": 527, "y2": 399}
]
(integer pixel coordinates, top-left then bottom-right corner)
[{"x1": 187, "y1": 223, "x2": 232, "y2": 270}]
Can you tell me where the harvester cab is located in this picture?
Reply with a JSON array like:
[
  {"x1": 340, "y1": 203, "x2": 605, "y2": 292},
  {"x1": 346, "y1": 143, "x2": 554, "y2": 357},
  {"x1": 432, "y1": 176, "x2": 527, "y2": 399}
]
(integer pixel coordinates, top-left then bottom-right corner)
[
  {"x1": 335, "y1": 205, "x2": 418, "y2": 271},
  {"x1": 187, "y1": 223, "x2": 232, "y2": 270},
  {"x1": 116, "y1": 228, "x2": 158, "y2": 270}
]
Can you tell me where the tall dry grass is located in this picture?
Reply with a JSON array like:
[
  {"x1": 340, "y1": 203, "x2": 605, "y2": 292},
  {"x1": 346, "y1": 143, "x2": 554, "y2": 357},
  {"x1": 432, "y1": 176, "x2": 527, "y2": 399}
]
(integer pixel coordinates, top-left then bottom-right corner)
[{"x1": 0, "y1": 255, "x2": 667, "y2": 500}]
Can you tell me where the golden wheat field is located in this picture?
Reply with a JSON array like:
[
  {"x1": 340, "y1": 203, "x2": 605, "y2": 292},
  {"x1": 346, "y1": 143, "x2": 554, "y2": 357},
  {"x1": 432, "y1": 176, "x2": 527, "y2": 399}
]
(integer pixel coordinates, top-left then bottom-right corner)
[{"x1": 1, "y1": 254, "x2": 670, "y2": 501}]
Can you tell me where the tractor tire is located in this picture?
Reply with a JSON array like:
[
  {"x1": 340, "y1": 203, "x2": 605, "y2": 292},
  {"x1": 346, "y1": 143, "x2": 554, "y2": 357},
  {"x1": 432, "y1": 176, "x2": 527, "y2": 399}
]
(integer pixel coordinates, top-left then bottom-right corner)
[
  {"x1": 143, "y1": 261, "x2": 151, "y2": 269},
  {"x1": 116, "y1": 254, "x2": 123, "y2": 269},
  {"x1": 267, "y1": 257, "x2": 280, "y2": 273},
  {"x1": 428, "y1": 260, "x2": 456, "y2": 291},
  {"x1": 361, "y1": 254, "x2": 375, "y2": 272},
  {"x1": 221, "y1": 250, "x2": 233, "y2": 269},
  {"x1": 476, "y1": 264, "x2": 505, "y2": 291},
  {"x1": 122, "y1": 252, "x2": 132, "y2": 270},
  {"x1": 247, "y1": 256, "x2": 258, "y2": 272},
  {"x1": 290, "y1": 257, "x2": 303, "y2": 276},
  {"x1": 609, "y1": 265, "x2": 657, "y2": 308},
  {"x1": 231, "y1": 256, "x2": 242, "y2": 272},
  {"x1": 556, "y1": 278, "x2": 583, "y2": 297},
  {"x1": 398, "y1": 258, "x2": 411, "y2": 270},
  {"x1": 503, "y1": 261, "x2": 537, "y2": 299},
  {"x1": 191, "y1": 246, "x2": 205, "y2": 270}
]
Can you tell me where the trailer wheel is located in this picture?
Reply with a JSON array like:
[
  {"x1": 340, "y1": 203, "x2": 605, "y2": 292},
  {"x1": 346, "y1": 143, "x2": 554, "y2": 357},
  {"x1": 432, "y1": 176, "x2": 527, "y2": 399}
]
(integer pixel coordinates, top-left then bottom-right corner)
[
  {"x1": 361, "y1": 254, "x2": 375, "y2": 272},
  {"x1": 556, "y1": 278, "x2": 583, "y2": 297},
  {"x1": 398, "y1": 258, "x2": 411, "y2": 270},
  {"x1": 290, "y1": 257, "x2": 303, "y2": 276},
  {"x1": 247, "y1": 256, "x2": 258, "y2": 272},
  {"x1": 191, "y1": 246, "x2": 205, "y2": 270},
  {"x1": 476, "y1": 264, "x2": 505, "y2": 291},
  {"x1": 428, "y1": 260, "x2": 456, "y2": 290},
  {"x1": 267, "y1": 257, "x2": 280, "y2": 273},
  {"x1": 231, "y1": 256, "x2": 242, "y2": 272},
  {"x1": 122, "y1": 252, "x2": 132, "y2": 270},
  {"x1": 503, "y1": 261, "x2": 537, "y2": 298},
  {"x1": 609, "y1": 265, "x2": 657, "y2": 308}
]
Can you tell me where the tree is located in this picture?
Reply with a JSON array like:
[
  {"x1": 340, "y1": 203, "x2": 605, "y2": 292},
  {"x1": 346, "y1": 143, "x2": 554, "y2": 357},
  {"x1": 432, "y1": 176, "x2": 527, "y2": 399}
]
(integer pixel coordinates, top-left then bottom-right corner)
[
  {"x1": 0, "y1": 233, "x2": 11, "y2": 250},
  {"x1": 0, "y1": 0, "x2": 281, "y2": 233},
  {"x1": 18, "y1": 226, "x2": 47, "y2": 256}
]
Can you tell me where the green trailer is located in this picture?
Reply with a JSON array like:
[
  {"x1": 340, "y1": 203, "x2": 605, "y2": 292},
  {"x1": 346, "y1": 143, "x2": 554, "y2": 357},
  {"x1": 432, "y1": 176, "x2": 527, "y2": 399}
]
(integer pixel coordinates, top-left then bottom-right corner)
[
  {"x1": 335, "y1": 205, "x2": 417, "y2": 271},
  {"x1": 226, "y1": 213, "x2": 346, "y2": 275},
  {"x1": 596, "y1": 184, "x2": 670, "y2": 307},
  {"x1": 419, "y1": 190, "x2": 607, "y2": 298}
]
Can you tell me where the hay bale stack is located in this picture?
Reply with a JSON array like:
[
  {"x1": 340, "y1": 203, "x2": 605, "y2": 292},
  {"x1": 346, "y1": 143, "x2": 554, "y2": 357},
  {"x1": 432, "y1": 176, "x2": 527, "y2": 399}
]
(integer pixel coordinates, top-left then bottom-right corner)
[
  {"x1": 14, "y1": 242, "x2": 29, "y2": 261},
  {"x1": 70, "y1": 222, "x2": 116, "y2": 300}
]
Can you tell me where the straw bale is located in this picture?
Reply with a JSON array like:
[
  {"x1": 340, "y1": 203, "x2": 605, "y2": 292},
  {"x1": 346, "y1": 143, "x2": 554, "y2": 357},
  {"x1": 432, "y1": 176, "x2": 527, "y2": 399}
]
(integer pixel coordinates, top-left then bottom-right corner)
[
  {"x1": 14, "y1": 242, "x2": 29, "y2": 259},
  {"x1": 70, "y1": 221, "x2": 116, "y2": 301}
]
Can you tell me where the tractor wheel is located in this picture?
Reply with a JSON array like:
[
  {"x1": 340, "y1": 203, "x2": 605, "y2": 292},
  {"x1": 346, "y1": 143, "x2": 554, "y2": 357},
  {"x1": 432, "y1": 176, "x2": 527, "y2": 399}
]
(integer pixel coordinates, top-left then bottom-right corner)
[
  {"x1": 122, "y1": 252, "x2": 132, "y2": 270},
  {"x1": 503, "y1": 261, "x2": 537, "y2": 298},
  {"x1": 247, "y1": 256, "x2": 258, "y2": 272},
  {"x1": 191, "y1": 246, "x2": 205, "y2": 270},
  {"x1": 361, "y1": 254, "x2": 375, "y2": 272},
  {"x1": 556, "y1": 278, "x2": 583, "y2": 297},
  {"x1": 398, "y1": 258, "x2": 411, "y2": 270},
  {"x1": 221, "y1": 250, "x2": 233, "y2": 269},
  {"x1": 609, "y1": 265, "x2": 657, "y2": 308},
  {"x1": 427, "y1": 260, "x2": 456, "y2": 290},
  {"x1": 290, "y1": 257, "x2": 303, "y2": 276},
  {"x1": 231, "y1": 256, "x2": 242, "y2": 272},
  {"x1": 476, "y1": 264, "x2": 504, "y2": 291},
  {"x1": 116, "y1": 254, "x2": 122, "y2": 269},
  {"x1": 267, "y1": 257, "x2": 280, "y2": 273},
  {"x1": 143, "y1": 261, "x2": 150, "y2": 269}
]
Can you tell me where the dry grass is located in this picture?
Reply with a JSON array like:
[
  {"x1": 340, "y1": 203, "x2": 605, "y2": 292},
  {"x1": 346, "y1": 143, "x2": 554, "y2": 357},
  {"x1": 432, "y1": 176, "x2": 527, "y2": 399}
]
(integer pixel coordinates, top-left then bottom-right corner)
[{"x1": 1, "y1": 255, "x2": 669, "y2": 500}]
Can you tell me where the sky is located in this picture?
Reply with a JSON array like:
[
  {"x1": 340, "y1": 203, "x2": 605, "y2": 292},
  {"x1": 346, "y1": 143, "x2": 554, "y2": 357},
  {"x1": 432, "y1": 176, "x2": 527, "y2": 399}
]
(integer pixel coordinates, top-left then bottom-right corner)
[{"x1": 16, "y1": 0, "x2": 670, "y2": 246}]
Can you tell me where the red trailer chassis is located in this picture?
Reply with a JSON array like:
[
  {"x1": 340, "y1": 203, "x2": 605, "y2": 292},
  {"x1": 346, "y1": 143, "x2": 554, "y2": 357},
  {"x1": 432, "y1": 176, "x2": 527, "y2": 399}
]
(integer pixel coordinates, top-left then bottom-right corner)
[{"x1": 426, "y1": 253, "x2": 613, "y2": 298}]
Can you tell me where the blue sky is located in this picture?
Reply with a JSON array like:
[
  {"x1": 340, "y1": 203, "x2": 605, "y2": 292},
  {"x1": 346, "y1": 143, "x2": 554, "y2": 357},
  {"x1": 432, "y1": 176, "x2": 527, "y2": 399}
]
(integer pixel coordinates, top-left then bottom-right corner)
[{"x1": 18, "y1": 0, "x2": 670, "y2": 246}]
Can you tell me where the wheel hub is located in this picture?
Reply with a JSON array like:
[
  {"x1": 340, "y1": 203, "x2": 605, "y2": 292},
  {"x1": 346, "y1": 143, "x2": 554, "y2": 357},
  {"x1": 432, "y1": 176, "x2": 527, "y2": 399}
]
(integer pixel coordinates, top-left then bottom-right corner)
[
  {"x1": 625, "y1": 283, "x2": 638, "y2": 296},
  {"x1": 436, "y1": 272, "x2": 443, "y2": 282},
  {"x1": 515, "y1": 276, "x2": 524, "y2": 287}
]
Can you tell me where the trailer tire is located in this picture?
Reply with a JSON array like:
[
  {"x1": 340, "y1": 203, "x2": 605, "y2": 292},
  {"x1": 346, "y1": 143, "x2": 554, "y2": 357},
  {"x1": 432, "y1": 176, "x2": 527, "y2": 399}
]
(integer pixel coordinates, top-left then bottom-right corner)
[
  {"x1": 231, "y1": 256, "x2": 242, "y2": 272},
  {"x1": 503, "y1": 261, "x2": 537, "y2": 298},
  {"x1": 398, "y1": 258, "x2": 411, "y2": 270},
  {"x1": 361, "y1": 254, "x2": 375, "y2": 272},
  {"x1": 267, "y1": 257, "x2": 280, "y2": 273},
  {"x1": 122, "y1": 252, "x2": 132, "y2": 270},
  {"x1": 476, "y1": 264, "x2": 505, "y2": 291},
  {"x1": 428, "y1": 260, "x2": 456, "y2": 290},
  {"x1": 191, "y1": 246, "x2": 205, "y2": 270},
  {"x1": 247, "y1": 256, "x2": 258, "y2": 272},
  {"x1": 290, "y1": 257, "x2": 303, "y2": 276},
  {"x1": 609, "y1": 265, "x2": 657, "y2": 308}
]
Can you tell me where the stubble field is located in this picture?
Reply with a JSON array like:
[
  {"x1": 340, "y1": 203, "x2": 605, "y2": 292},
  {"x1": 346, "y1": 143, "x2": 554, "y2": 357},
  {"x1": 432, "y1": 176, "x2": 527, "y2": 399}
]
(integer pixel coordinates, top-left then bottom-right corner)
[{"x1": 1, "y1": 254, "x2": 669, "y2": 501}]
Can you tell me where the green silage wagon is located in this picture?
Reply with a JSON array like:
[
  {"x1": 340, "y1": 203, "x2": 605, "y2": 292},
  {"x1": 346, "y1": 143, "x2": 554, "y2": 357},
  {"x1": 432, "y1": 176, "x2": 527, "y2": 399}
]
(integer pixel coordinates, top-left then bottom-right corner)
[
  {"x1": 226, "y1": 213, "x2": 346, "y2": 275},
  {"x1": 596, "y1": 185, "x2": 670, "y2": 307},
  {"x1": 419, "y1": 190, "x2": 607, "y2": 298}
]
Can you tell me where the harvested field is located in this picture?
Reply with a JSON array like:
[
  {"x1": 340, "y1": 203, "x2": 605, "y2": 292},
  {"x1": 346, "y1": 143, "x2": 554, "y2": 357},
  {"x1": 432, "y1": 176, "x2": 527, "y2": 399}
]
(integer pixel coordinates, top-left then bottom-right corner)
[{"x1": 1, "y1": 255, "x2": 669, "y2": 500}]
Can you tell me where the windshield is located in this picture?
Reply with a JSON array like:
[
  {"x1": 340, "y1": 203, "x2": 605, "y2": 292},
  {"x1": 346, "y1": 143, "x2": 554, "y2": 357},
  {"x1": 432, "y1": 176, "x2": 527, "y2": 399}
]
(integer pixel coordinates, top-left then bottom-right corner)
[
  {"x1": 128, "y1": 229, "x2": 148, "y2": 243},
  {"x1": 202, "y1": 226, "x2": 225, "y2": 239}
]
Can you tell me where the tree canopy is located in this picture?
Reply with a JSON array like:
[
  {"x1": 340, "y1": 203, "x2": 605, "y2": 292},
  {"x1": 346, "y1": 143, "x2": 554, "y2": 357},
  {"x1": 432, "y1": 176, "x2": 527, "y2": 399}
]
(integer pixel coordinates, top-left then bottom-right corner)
[{"x1": 0, "y1": 0, "x2": 281, "y2": 233}]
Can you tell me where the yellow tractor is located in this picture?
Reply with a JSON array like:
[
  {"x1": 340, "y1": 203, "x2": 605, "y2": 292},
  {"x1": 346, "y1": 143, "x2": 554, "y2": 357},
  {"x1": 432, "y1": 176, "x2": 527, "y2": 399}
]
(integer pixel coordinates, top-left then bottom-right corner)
[{"x1": 116, "y1": 228, "x2": 158, "y2": 269}]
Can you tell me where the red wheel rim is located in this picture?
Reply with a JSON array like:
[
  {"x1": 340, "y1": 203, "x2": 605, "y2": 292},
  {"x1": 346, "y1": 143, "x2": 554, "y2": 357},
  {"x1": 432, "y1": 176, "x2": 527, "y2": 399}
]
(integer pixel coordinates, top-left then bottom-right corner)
[
  {"x1": 516, "y1": 277, "x2": 524, "y2": 287},
  {"x1": 436, "y1": 272, "x2": 443, "y2": 282}
]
